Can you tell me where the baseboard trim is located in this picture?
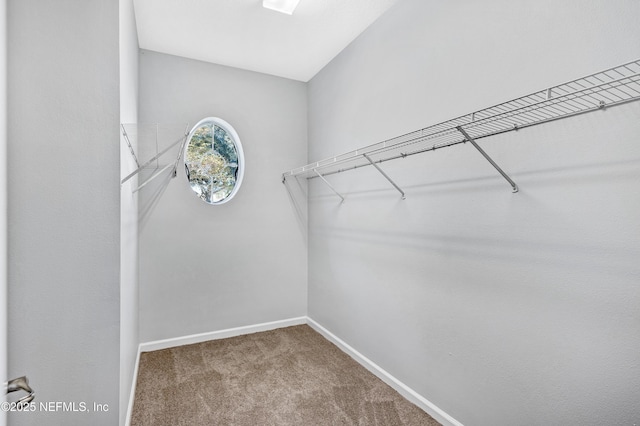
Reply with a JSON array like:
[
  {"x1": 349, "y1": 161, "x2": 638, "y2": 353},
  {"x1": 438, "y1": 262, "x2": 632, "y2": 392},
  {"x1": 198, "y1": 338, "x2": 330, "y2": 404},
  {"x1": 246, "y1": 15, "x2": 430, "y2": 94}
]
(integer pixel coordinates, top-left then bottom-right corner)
[
  {"x1": 125, "y1": 345, "x2": 141, "y2": 426},
  {"x1": 306, "y1": 317, "x2": 464, "y2": 426},
  {"x1": 139, "y1": 316, "x2": 307, "y2": 353}
]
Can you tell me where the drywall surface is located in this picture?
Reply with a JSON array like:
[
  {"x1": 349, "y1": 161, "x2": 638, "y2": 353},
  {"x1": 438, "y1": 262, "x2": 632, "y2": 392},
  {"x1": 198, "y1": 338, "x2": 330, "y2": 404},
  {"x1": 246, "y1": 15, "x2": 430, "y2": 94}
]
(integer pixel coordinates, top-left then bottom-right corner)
[
  {"x1": 7, "y1": 0, "x2": 120, "y2": 425},
  {"x1": 138, "y1": 51, "x2": 307, "y2": 342},
  {"x1": 0, "y1": 1, "x2": 6, "y2": 425},
  {"x1": 307, "y1": 0, "x2": 640, "y2": 424},
  {"x1": 119, "y1": 0, "x2": 139, "y2": 424}
]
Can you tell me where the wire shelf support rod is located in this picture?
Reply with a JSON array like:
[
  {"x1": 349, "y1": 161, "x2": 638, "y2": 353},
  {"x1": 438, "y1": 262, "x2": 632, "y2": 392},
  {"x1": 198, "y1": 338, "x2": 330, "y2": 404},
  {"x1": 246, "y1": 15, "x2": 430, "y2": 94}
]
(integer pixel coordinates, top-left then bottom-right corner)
[
  {"x1": 314, "y1": 170, "x2": 345, "y2": 202},
  {"x1": 363, "y1": 153, "x2": 406, "y2": 199},
  {"x1": 456, "y1": 126, "x2": 518, "y2": 193}
]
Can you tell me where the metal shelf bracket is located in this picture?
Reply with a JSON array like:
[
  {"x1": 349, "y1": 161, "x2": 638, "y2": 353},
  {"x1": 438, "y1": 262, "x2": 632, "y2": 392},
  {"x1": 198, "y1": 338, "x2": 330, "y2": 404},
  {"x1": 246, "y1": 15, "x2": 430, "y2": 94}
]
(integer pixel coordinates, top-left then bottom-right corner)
[
  {"x1": 456, "y1": 126, "x2": 518, "y2": 193},
  {"x1": 363, "y1": 153, "x2": 406, "y2": 199},
  {"x1": 314, "y1": 170, "x2": 345, "y2": 202},
  {"x1": 121, "y1": 124, "x2": 189, "y2": 185},
  {"x1": 121, "y1": 124, "x2": 140, "y2": 168}
]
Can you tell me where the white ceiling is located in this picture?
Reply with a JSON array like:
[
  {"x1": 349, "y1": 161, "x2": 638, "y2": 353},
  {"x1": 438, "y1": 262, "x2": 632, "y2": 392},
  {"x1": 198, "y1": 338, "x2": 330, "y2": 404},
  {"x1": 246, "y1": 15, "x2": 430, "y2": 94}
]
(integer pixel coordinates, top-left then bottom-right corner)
[{"x1": 133, "y1": 0, "x2": 400, "y2": 82}]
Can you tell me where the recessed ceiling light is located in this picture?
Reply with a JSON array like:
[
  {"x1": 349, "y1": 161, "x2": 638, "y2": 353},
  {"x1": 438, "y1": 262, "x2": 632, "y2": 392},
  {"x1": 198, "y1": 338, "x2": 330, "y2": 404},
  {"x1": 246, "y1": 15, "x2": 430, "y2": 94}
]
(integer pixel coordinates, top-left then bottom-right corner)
[{"x1": 263, "y1": 0, "x2": 301, "y2": 15}]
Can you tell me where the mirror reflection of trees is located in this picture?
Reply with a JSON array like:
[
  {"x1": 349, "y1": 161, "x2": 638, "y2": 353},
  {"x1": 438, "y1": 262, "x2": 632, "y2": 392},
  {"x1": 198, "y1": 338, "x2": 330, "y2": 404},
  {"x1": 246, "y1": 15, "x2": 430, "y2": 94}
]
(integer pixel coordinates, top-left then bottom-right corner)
[{"x1": 185, "y1": 124, "x2": 239, "y2": 203}]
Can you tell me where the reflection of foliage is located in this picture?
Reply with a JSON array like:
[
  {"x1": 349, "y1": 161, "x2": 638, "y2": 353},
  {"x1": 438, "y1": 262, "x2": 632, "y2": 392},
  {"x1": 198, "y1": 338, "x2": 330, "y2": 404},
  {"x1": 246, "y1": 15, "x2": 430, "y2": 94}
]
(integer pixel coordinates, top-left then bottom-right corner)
[
  {"x1": 214, "y1": 125, "x2": 238, "y2": 164},
  {"x1": 188, "y1": 126, "x2": 213, "y2": 158},
  {"x1": 185, "y1": 124, "x2": 239, "y2": 203}
]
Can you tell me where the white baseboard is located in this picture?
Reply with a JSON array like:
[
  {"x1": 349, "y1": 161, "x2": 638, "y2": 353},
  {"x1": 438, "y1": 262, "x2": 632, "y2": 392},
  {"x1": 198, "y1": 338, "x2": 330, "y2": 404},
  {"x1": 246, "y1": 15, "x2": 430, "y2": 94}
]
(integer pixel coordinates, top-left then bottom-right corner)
[
  {"x1": 306, "y1": 317, "x2": 464, "y2": 426},
  {"x1": 139, "y1": 316, "x2": 307, "y2": 352},
  {"x1": 129, "y1": 316, "x2": 462, "y2": 426},
  {"x1": 128, "y1": 317, "x2": 307, "y2": 424},
  {"x1": 125, "y1": 345, "x2": 141, "y2": 426}
]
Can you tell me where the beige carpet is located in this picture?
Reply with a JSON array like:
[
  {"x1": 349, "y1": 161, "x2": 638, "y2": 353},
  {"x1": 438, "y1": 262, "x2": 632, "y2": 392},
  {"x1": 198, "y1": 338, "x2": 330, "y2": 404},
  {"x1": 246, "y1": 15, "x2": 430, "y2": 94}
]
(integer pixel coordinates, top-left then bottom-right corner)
[{"x1": 131, "y1": 324, "x2": 440, "y2": 425}]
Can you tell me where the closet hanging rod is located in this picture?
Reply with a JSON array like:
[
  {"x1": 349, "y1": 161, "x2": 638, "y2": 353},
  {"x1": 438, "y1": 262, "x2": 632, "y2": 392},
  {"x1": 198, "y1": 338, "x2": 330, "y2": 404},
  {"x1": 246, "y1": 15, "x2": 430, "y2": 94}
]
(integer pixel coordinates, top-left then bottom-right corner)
[{"x1": 282, "y1": 58, "x2": 640, "y2": 181}]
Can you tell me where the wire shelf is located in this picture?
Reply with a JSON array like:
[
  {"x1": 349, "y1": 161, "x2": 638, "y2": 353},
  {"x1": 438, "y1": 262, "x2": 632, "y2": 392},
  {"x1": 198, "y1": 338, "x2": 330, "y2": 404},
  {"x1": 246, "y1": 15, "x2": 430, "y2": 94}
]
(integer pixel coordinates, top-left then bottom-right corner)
[
  {"x1": 283, "y1": 59, "x2": 640, "y2": 181},
  {"x1": 120, "y1": 122, "x2": 190, "y2": 192}
]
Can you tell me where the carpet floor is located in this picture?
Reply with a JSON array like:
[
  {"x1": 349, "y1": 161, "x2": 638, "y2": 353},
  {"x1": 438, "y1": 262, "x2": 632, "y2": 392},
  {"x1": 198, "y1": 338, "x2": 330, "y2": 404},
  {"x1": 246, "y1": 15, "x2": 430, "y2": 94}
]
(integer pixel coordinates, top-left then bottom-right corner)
[{"x1": 131, "y1": 324, "x2": 440, "y2": 425}]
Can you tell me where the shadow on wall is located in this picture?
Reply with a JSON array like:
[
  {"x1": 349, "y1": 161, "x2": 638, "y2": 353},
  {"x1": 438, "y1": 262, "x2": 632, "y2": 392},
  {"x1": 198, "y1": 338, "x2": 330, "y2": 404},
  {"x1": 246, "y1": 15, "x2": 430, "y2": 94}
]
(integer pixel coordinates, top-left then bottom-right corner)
[
  {"x1": 283, "y1": 175, "x2": 308, "y2": 244},
  {"x1": 307, "y1": 155, "x2": 640, "y2": 202},
  {"x1": 307, "y1": 155, "x2": 640, "y2": 280},
  {"x1": 310, "y1": 224, "x2": 638, "y2": 280},
  {"x1": 126, "y1": 122, "x2": 191, "y2": 229},
  {"x1": 138, "y1": 168, "x2": 175, "y2": 229}
]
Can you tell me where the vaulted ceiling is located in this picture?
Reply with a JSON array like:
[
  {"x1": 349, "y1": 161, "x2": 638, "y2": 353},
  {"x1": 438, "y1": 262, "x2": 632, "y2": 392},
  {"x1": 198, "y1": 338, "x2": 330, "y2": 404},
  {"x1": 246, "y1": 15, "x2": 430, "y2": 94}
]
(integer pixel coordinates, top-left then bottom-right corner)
[{"x1": 133, "y1": 0, "x2": 400, "y2": 82}]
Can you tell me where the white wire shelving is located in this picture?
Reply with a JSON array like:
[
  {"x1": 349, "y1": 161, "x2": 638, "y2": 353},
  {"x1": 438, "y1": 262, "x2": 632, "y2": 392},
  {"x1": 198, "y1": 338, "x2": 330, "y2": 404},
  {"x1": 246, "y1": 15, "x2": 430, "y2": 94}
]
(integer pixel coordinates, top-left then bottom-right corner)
[
  {"x1": 282, "y1": 59, "x2": 640, "y2": 198},
  {"x1": 120, "y1": 123, "x2": 190, "y2": 193}
]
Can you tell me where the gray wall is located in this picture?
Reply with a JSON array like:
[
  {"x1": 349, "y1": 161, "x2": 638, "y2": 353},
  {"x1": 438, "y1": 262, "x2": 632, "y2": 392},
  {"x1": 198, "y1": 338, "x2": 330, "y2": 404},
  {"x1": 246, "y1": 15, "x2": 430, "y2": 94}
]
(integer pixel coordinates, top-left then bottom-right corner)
[
  {"x1": 0, "y1": 1, "x2": 6, "y2": 424},
  {"x1": 8, "y1": 0, "x2": 120, "y2": 425},
  {"x1": 138, "y1": 50, "x2": 307, "y2": 342},
  {"x1": 119, "y1": 0, "x2": 139, "y2": 424},
  {"x1": 307, "y1": 0, "x2": 640, "y2": 425}
]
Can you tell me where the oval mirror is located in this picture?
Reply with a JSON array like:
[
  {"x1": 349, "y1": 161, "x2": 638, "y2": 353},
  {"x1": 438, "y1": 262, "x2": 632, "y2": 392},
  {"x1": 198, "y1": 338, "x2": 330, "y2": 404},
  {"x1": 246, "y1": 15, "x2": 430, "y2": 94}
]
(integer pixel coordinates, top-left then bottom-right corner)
[{"x1": 183, "y1": 117, "x2": 244, "y2": 204}]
